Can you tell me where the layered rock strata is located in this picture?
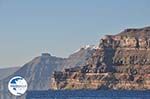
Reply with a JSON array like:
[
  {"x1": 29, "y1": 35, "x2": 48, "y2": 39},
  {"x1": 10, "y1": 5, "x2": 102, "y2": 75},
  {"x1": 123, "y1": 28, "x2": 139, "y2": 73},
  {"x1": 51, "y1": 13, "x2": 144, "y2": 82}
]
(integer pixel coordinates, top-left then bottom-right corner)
[{"x1": 51, "y1": 27, "x2": 150, "y2": 90}]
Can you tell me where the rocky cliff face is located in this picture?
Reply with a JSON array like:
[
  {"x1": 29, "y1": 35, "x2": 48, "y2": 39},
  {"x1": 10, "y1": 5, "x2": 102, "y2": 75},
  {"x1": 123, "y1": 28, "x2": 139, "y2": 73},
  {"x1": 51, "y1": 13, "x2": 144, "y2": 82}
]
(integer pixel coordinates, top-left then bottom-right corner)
[
  {"x1": 51, "y1": 27, "x2": 150, "y2": 90},
  {"x1": 0, "y1": 49, "x2": 94, "y2": 99},
  {"x1": 62, "y1": 45, "x2": 97, "y2": 69},
  {"x1": 0, "y1": 53, "x2": 66, "y2": 99}
]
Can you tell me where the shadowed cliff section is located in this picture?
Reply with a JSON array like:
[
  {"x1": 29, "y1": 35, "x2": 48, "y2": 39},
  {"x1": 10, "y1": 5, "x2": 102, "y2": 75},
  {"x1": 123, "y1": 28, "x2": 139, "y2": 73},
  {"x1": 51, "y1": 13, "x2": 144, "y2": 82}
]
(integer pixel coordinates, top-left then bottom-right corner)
[
  {"x1": 0, "y1": 53, "x2": 67, "y2": 99},
  {"x1": 62, "y1": 45, "x2": 96, "y2": 69},
  {"x1": 0, "y1": 48, "x2": 95, "y2": 99}
]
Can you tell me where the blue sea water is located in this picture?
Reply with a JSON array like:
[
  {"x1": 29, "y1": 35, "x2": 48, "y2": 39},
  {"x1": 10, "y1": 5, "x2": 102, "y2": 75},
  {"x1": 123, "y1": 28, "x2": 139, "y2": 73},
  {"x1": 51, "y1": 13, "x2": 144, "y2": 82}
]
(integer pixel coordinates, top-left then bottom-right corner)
[{"x1": 26, "y1": 90, "x2": 150, "y2": 99}]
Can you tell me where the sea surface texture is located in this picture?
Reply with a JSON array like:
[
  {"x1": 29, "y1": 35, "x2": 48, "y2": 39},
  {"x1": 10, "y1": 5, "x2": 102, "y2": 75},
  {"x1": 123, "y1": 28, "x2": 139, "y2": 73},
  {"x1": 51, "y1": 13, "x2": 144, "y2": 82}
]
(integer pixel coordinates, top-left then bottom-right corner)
[{"x1": 26, "y1": 90, "x2": 150, "y2": 99}]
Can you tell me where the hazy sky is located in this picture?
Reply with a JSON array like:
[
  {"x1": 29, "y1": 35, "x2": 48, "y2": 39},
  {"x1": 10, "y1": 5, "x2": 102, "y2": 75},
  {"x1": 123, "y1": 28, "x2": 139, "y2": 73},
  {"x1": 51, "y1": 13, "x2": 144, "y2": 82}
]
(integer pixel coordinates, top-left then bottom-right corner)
[{"x1": 0, "y1": 0, "x2": 150, "y2": 68}]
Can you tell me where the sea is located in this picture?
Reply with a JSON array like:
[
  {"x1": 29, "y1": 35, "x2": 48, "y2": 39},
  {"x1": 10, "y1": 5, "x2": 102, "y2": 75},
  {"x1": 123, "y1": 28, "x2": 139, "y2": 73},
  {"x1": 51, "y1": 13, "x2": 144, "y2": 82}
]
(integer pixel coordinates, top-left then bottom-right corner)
[{"x1": 26, "y1": 90, "x2": 150, "y2": 99}]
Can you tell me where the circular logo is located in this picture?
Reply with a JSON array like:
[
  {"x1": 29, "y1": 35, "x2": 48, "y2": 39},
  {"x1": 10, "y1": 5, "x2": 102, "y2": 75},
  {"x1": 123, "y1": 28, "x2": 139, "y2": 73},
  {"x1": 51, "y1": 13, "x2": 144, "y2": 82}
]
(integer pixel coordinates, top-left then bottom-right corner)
[{"x1": 8, "y1": 76, "x2": 28, "y2": 96}]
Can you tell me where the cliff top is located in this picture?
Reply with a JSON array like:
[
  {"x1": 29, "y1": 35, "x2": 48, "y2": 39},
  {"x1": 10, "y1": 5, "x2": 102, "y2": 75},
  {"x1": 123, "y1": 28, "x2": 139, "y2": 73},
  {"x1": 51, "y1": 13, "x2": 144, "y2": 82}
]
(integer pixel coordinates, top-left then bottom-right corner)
[{"x1": 116, "y1": 26, "x2": 150, "y2": 38}]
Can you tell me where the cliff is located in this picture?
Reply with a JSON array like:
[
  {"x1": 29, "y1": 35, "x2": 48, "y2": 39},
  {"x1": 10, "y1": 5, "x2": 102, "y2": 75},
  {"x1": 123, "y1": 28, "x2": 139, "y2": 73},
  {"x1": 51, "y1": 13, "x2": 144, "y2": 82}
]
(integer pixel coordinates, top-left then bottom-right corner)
[
  {"x1": 51, "y1": 26, "x2": 150, "y2": 90},
  {"x1": 0, "y1": 49, "x2": 95, "y2": 99}
]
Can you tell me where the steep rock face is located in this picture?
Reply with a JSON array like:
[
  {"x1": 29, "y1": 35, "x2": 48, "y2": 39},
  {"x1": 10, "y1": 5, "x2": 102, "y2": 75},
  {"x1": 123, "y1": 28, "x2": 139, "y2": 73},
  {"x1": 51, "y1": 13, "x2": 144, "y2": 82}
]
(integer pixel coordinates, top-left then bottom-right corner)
[
  {"x1": 0, "y1": 49, "x2": 95, "y2": 99},
  {"x1": 51, "y1": 26, "x2": 150, "y2": 90},
  {"x1": 62, "y1": 45, "x2": 97, "y2": 69},
  {"x1": 9, "y1": 53, "x2": 65, "y2": 90},
  {"x1": 0, "y1": 53, "x2": 66, "y2": 99}
]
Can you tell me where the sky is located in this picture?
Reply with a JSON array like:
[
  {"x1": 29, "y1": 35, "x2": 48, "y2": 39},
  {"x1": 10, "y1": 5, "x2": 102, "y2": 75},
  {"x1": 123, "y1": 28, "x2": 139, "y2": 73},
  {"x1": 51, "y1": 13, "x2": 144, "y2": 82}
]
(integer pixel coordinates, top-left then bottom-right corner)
[{"x1": 0, "y1": 0, "x2": 150, "y2": 68}]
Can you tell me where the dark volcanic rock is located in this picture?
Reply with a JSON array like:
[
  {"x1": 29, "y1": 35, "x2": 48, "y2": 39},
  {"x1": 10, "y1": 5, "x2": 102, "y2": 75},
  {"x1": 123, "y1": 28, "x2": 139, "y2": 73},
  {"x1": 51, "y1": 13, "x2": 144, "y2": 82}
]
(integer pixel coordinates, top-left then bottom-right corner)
[{"x1": 51, "y1": 26, "x2": 150, "y2": 90}]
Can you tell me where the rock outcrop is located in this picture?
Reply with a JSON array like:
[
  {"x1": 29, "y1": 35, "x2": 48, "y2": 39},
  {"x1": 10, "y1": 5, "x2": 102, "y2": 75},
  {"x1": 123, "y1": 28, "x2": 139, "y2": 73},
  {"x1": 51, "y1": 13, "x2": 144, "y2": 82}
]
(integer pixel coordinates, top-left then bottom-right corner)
[
  {"x1": 51, "y1": 26, "x2": 150, "y2": 90},
  {"x1": 0, "y1": 53, "x2": 66, "y2": 99},
  {"x1": 0, "y1": 48, "x2": 95, "y2": 99},
  {"x1": 62, "y1": 45, "x2": 97, "y2": 69}
]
